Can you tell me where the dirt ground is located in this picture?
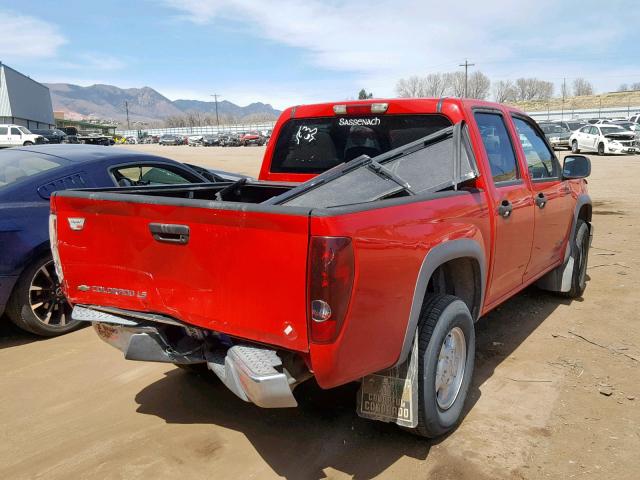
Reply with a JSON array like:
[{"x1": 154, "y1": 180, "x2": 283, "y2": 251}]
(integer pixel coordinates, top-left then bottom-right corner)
[{"x1": 1, "y1": 144, "x2": 639, "y2": 480}]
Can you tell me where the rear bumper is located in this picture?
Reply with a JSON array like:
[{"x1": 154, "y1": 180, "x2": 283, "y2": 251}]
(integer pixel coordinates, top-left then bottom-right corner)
[
  {"x1": 72, "y1": 305, "x2": 298, "y2": 408},
  {"x1": 0, "y1": 275, "x2": 18, "y2": 316}
]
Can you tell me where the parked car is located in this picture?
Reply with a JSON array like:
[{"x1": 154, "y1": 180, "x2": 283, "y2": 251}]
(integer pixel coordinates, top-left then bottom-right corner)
[
  {"x1": 0, "y1": 144, "x2": 229, "y2": 337},
  {"x1": 612, "y1": 120, "x2": 640, "y2": 133},
  {"x1": 240, "y1": 131, "x2": 266, "y2": 146},
  {"x1": 0, "y1": 125, "x2": 45, "y2": 147},
  {"x1": 554, "y1": 120, "x2": 588, "y2": 132},
  {"x1": 159, "y1": 134, "x2": 181, "y2": 146},
  {"x1": 202, "y1": 134, "x2": 221, "y2": 146},
  {"x1": 31, "y1": 129, "x2": 70, "y2": 144},
  {"x1": 220, "y1": 133, "x2": 242, "y2": 147},
  {"x1": 538, "y1": 122, "x2": 571, "y2": 149},
  {"x1": 54, "y1": 98, "x2": 592, "y2": 438},
  {"x1": 570, "y1": 124, "x2": 638, "y2": 155},
  {"x1": 187, "y1": 135, "x2": 203, "y2": 147}
]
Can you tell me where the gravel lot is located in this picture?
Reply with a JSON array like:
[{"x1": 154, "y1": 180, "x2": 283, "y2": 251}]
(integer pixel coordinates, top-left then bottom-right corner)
[{"x1": 1, "y1": 145, "x2": 639, "y2": 479}]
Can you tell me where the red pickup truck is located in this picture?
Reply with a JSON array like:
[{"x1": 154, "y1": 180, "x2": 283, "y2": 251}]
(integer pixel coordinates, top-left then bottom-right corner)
[{"x1": 51, "y1": 98, "x2": 593, "y2": 437}]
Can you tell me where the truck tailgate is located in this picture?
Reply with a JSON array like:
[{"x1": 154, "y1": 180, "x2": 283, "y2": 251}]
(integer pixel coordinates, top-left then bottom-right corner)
[{"x1": 53, "y1": 193, "x2": 311, "y2": 352}]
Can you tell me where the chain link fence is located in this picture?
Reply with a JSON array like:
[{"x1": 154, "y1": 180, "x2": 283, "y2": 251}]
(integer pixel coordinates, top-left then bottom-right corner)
[{"x1": 116, "y1": 121, "x2": 276, "y2": 139}]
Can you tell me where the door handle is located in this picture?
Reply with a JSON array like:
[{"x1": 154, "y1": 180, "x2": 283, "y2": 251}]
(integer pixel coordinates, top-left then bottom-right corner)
[
  {"x1": 149, "y1": 223, "x2": 190, "y2": 244},
  {"x1": 535, "y1": 193, "x2": 547, "y2": 209},
  {"x1": 498, "y1": 199, "x2": 513, "y2": 218}
]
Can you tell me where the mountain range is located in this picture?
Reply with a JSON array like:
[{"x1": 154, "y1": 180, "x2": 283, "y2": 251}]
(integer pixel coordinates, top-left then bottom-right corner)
[{"x1": 45, "y1": 83, "x2": 281, "y2": 126}]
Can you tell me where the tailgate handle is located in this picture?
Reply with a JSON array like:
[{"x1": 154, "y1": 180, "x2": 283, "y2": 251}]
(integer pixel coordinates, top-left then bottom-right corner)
[{"x1": 149, "y1": 223, "x2": 190, "y2": 245}]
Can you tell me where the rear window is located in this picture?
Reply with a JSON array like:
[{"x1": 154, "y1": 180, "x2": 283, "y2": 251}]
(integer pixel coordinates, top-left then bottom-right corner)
[
  {"x1": 270, "y1": 114, "x2": 452, "y2": 174},
  {"x1": 0, "y1": 151, "x2": 63, "y2": 189}
]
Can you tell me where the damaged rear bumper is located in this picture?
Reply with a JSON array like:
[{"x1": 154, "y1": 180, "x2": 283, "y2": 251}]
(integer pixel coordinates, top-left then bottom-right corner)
[{"x1": 72, "y1": 305, "x2": 299, "y2": 408}]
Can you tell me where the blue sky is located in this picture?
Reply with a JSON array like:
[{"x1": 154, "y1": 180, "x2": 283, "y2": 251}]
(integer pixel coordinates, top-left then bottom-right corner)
[{"x1": 1, "y1": 0, "x2": 639, "y2": 109}]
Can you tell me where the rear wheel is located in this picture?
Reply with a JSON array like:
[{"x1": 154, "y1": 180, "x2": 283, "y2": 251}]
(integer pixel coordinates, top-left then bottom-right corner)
[
  {"x1": 407, "y1": 294, "x2": 475, "y2": 438},
  {"x1": 571, "y1": 140, "x2": 580, "y2": 153},
  {"x1": 6, "y1": 255, "x2": 80, "y2": 336}
]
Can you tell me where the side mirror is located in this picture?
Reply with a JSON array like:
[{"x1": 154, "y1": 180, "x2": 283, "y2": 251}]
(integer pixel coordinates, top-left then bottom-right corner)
[{"x1": 563, "y1": 155, "x2": 591, "y2": 179}]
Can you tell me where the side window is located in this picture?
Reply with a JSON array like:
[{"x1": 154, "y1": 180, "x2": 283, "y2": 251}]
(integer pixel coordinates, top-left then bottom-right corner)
[
  {"x1": 512, "y1": 117, "x2": 560, "y2": 180},
  {"x1": 112, "y1": 165, "x2": 196, "y2": 186},
  {"x1": 590, "y1": 126, "x2": 599, "y2": 136},
  {"x1": 0, "y1": 127, "x2": 7, "y2": 135},
  {"x1": 474, "y1": 112, "x2": 519, "y2": 183},
  {"x1": 10, "y1": 127, "x2": 21, "y2": 135}
]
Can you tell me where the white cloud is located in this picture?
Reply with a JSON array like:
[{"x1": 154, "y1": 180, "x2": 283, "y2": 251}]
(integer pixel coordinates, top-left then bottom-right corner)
[
  {"x1": 163, "y1": 0, "x2": 639, "y2": 99},
  {"x1": 0, "y1": 11, "x2": 66, "y2": 60},
  {"x1": 58, "y1": 54, "x2": 127, "y2": 72}
]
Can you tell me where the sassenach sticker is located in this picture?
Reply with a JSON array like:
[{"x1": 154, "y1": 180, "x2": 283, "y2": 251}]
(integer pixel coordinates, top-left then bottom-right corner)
[{"x1": 338, "y1": 117, "x2": 381, "y2": 127}]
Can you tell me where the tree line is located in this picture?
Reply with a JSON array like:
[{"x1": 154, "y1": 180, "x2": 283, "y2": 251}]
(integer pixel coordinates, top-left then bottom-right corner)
[
  {"x1": 394, "y1": 71, "x2": 600, "y2": 102},
  {"x1": 163, "y1": 111, "x2": 278, "y2": 128}
]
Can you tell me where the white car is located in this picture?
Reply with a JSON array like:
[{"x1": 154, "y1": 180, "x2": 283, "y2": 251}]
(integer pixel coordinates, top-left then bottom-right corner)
[
  {"x1": 0, "y1": 124, "x2": 45, "y2": 148},
  {"x1": 570, "y1": 124, "x2": 638, "y2": 155},
  {"x1": 187, "y1": 135, "x2": 203, "y2": 146}
]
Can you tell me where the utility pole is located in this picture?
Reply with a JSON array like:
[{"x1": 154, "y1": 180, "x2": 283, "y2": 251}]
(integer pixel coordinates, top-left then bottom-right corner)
[
  {"x1": 561, "y1": 77, "x2": 566, "y2": 121},
  {"x1": 459, "y1": 59, "x2": 475, "y2": 98},
  {"x1": 210, "y1": 94, "x2": 220, "y2": 127},
  {"x1": 125, "y1": 101, "x2": 130, "y2": 130}
]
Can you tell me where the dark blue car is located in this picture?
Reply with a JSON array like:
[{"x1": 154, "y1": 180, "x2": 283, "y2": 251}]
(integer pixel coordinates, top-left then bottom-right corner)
[{"x1": 0, "y1": 144, "x2": 236, "y2": 337}]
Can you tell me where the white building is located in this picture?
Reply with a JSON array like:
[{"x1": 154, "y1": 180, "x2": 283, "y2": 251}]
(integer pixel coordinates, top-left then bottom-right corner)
[{"x1": 0, "y1": 62, "x2": 55, "y2": 129}]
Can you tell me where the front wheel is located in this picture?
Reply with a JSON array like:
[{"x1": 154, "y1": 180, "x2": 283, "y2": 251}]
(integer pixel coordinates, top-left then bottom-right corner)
[
  {"x1": 6, "y1": 255, "x2": 80, "y2": 337},
  {"x1": 560, "y1": 219, "x2": 590, "y2": 298},
  {"x1": 408, "y1": 294, "x2": 475, "y2": 438},
  {"x1": 598, "y1": 143, "x2": 605, "y2": 156},
  {"x1": 23, "y1": 141, "x2": 34, "y2": 146}
]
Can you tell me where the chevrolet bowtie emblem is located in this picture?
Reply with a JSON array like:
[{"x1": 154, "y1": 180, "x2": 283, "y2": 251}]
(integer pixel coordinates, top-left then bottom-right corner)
[{"x1": 77, "y1": 285, "x2": 90, "y2": 292}]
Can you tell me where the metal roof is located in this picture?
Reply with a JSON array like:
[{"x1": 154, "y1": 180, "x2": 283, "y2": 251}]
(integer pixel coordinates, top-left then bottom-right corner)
[{"x1": 0, "y1": 63, "x2": 54, "y2": 124}]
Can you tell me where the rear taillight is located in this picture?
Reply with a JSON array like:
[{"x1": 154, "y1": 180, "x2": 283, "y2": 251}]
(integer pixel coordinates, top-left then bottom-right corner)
[
  {"x1": 308, "y1": 236, "x2": 355, "y2": 343},
  {"x1": 333, "y1": 103, "x2": 388, "y2": 116},
  {"x1": 49, "y1": 213, "x2": 64, "y2": 281}
]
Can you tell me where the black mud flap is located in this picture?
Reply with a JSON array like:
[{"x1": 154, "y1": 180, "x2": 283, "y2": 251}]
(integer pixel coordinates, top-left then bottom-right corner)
[{"x1": 356, "y1": 335, "x2": 419, "y2": 428}]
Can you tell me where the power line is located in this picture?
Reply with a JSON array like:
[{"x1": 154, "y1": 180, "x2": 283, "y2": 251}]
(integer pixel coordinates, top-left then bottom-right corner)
[{"x1": 459, "y1": 59, "x2": 475, "y2": 98}]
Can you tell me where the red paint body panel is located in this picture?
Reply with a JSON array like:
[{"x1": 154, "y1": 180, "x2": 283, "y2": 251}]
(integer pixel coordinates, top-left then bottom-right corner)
[
  {"x1": 308, "y1": 193, "x2": 490, "y2": 387},
  {"x1": 54, "y1": 196, "x2": 311, "y2": 352},
  {"x1": 53, "y1": 97, "x2": 590, "y2": 391}
]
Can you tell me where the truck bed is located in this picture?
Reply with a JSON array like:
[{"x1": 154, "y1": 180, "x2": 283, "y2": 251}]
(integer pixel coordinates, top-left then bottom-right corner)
[{"x1": 53, "y1": 127, "x2": 486, "y2": 386}]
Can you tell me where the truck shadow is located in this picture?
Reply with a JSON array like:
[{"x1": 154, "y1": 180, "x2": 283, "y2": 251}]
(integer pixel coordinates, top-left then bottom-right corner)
[
  {"x1": 134, "y1": 285, "x2": 575, "y2": 479},
  {"x1": 464, "y1": 286, "x2": 573, "y2": 417},
  {"x1": 0, "y1": 316, "x2": 41, "y2": 349}
]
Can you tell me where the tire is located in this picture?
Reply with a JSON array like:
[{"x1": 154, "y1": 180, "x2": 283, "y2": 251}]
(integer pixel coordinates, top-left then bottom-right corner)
[
  {"x1": 23, "y1": 141, "x2": 34, "y2": 146},
  {"x1": 571, "y1": 140, "x2": 580, "y2": 153},
  {"x1": 407, "y1": 294, "x2": 475, "y2": 438},
  {"x1": 560, "y1": 219, "x2": 590, "y2": 298},
  {"x1": 598, "y1": 143, "x2": 605, "y2": 156},
  {"x1": 6, "y1": 255, "x2": 81, "y2": 337}
]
